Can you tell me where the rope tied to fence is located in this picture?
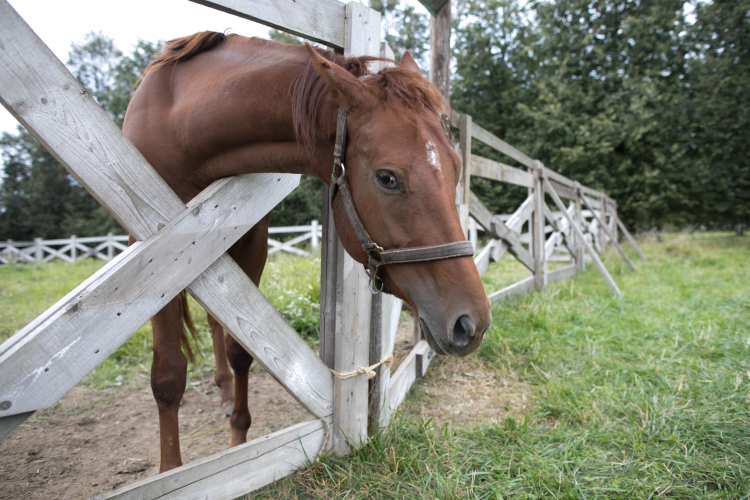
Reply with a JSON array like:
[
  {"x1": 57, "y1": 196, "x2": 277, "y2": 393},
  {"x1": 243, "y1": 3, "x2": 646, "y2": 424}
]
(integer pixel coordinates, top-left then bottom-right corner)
[{"x1": 329, "y1": 352, "x2": 394, "y2": 380}]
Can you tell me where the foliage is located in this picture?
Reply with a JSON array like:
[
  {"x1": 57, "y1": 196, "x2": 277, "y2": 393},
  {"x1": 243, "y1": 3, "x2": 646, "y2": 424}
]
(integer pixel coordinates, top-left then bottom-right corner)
[
  {"x1": 268, "y1": 29, "x2": 302, "y2": 45},
  {"x1": 252, "y1": 232, "x2": 750, "y2": 499},
  {"x1": 370, "y1": 0, "x2": 430, "y2": 64},
  {"x1": 685, "y1": 0, "x2": 750, "y2": 233}
]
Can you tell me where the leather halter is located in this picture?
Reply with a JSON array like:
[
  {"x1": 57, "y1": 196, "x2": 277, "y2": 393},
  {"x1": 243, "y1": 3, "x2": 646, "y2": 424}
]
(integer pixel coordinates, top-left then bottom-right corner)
[{"x1": 329, "y1": 106, "x2": 475, "y2": 294}]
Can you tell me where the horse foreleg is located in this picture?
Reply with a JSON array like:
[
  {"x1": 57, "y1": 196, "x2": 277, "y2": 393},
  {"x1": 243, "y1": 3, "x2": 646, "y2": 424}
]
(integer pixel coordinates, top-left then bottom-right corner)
[
  {"x1": 207, "y1": 314, "x2": 234, "y2": 416},
  {"x1": 225, "y1": 334, "x2": 252, "y2": 446},
  {"x1": 150, "y1": 297, "x2": 188, "y2": 472}
]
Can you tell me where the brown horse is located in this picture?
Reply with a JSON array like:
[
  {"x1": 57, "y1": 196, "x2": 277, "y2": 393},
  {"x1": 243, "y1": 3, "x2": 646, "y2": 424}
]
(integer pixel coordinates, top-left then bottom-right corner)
[{"x1": 123, "y1": 32, "x2": 491, "y2": 472}]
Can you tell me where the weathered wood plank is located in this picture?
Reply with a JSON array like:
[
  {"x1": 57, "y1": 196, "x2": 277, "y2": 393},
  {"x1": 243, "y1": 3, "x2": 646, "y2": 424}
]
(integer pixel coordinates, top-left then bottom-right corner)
[
  {"x1": 615, "y1": 215, "x2": 646, "y2": 260},
  {"x1": 580, "y1": 193, "x2": 636, "y2": 272},
  {"x1": 429, "y1": 0, "x2": 451, "y2": 99},
  {"x1": 470, "y1": 122, "x2": 534, "y2": 169},
  {"x1": 545, "y1": 182, "x2": 621, "y2": 295},
  {"x1": 95, "y1": 417, "x2": 332, "y2": 500},
  {"x1": 0, "y1": 411, "x2": 33, "y2": 442},
  {"x1": 469, "y1": 191, "x2": 534, "y2": 271},
  {"x1": 470, "y1": 154, "x2": 534, "y2": 188},
  {"x1": 532, "y1": 163, "x2": 546, "y2": 289},
  {"x1": 488, "y1": 276, "x2": 535, "y2": 303},
  {"x1": 458, "y1": 114, "x2": 472, "y2": 206},
  {"x1": 331, "y1": 2, "x2": 381, "y2": 455},
  {"x1": 189, "y1": 0, "x2": 346, "y2": 50},
  {"x1": 414, "y1": 341, "x2": 436, "y2": 379},
  {"x1": 507, "y1": 195, "x2": 534, "y2": 232},
  {"x1": 386, "y1": 340, "x2": 431, "y2": 419},
  {"x1": 548, "y1": 179, "x2": 576, "y2": 200},
  {"x1": 318, "y1": 184, "x2": 338, "y2": 370},
  {"x1": 0, "y1": 0, "x2": 183, "y2": 241},
  {"x1": 0, "y1": 174, "x2": 299, "y2": 419}
]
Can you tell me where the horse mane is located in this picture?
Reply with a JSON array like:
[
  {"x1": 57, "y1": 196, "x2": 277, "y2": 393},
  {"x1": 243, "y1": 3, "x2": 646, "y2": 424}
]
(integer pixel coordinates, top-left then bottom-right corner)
[
  {"x1": 137, "y1": 32, "x2": 448, "y2": 151},
  {"x1": 291, "y1": 48, "x2": 449, "y2": 152},
  {"x1": 138, "y1": 31, "x2": 230, "y2": 85}
]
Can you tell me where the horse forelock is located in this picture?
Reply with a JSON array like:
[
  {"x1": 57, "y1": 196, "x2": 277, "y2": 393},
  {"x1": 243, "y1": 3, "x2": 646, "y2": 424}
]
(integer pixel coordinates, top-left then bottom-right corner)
[{"x1": 291, "y1": 48, "x2": 449, "y2": 153}]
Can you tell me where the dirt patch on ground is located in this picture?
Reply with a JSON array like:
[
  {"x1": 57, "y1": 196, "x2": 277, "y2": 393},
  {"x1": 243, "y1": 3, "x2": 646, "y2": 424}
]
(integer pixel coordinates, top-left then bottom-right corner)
[
  {"x1": 402, "y1": 354, "x2": 536, "y2": 426},
  {"x1": 0, "y1": 370, "x2": 310, "y2": 500},
  {"x1": 0, "y1": 312, "x2": 533, "y2": 499}
]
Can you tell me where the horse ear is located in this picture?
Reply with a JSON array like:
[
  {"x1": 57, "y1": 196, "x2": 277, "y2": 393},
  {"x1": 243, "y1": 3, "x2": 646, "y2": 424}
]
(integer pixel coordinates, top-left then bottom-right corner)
[
  {"x1": 399, "y1": 50, "x2": 422, "y2": 75},
  {"x1": 304, "y1": 43, "x2": 376, "y2": 112}
]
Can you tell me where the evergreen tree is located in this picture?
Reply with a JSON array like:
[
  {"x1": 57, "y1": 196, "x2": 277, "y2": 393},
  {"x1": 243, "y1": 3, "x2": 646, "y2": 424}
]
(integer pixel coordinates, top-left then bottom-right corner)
[{"x1": 688, "y1": 0, "x2": 750, "y2": 233}]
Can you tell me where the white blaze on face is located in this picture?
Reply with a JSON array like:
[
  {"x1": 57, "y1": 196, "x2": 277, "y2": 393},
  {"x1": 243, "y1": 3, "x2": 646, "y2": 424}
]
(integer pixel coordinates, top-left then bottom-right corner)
[{"x1": 426, "y1": 141, "x2": 442, "y2": 175}]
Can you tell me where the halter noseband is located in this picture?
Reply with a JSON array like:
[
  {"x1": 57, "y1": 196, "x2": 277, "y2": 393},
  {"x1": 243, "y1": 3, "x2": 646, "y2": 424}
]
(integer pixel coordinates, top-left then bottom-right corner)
[{"x1": 329, "y1": 106, "x2": 475, "y2": 295}]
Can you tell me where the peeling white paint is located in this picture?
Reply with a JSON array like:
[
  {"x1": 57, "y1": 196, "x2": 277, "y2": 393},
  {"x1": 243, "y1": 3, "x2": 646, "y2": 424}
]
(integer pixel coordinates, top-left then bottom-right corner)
[{"x1": 426, "y1": 141, "x2": 441, "y2": 175}]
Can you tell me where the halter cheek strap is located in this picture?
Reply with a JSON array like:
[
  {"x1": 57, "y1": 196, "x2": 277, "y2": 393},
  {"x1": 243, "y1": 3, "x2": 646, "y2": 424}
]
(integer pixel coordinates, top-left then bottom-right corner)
[{"x1": 329, "y1": 106, "x2": 475, "y2": 295}]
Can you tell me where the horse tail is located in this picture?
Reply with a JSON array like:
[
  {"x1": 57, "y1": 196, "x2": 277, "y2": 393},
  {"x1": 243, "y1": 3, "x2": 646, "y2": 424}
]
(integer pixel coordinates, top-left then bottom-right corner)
[
  {"x1": 177, "y1": 290, "x2": 201, "y2": 363},
  {"x1": 135, "y1": 31, "x2": 228, "y2": 89}
]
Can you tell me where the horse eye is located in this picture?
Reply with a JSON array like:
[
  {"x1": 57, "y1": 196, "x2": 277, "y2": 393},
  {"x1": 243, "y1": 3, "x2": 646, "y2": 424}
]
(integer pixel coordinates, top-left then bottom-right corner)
[{"x1": 376, "y1": 171, "x2": 399, "y2": 189}]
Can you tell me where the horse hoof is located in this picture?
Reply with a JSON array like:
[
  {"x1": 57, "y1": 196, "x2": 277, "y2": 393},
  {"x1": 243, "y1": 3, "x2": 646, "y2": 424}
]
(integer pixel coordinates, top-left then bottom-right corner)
[{"x1": 221, "y1": 399, "x2": 234, "y2": 417}]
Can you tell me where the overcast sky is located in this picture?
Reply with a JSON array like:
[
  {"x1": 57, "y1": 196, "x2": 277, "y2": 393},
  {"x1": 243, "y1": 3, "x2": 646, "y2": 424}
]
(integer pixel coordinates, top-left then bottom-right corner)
[{"x1": 1, "y1": 0, "x2": 427, "y2": 136}]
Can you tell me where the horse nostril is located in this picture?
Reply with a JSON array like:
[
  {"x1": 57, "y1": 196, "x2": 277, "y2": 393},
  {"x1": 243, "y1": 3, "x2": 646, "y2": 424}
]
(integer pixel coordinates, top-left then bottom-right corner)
[{"x1": 451, "y1": 315, "x2": 474, "y2": 347}]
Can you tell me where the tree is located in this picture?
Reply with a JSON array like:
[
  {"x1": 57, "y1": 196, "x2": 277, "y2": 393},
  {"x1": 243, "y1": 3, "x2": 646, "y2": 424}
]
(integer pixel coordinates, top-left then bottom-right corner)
[
  {"x1": 370, "y1": 0, "x2": 430, "y2": 63},
  {"x1": 687, "y1": 0, "x2": 750, "y2": 233}
]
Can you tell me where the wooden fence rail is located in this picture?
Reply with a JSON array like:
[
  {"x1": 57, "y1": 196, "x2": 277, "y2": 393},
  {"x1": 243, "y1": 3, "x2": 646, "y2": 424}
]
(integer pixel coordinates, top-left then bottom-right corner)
[
  {"x1": 0, "y1": 221, "x2": 323, "y2": 264},
  {"x1": 454, "y1": 112, "x2": 644, "y2": 304},
  {"x1": 0, "y1": 1, "x2": 645, "y2": 498}
]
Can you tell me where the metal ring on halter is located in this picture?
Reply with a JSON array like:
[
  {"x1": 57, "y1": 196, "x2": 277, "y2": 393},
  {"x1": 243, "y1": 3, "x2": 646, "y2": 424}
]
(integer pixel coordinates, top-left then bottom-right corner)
[
  {"x1": 363, "y1": 265, "x2": 384, "y2": 294},
  {"x1": 367, "y1": 276, "x2": 384, "y2": 294}
]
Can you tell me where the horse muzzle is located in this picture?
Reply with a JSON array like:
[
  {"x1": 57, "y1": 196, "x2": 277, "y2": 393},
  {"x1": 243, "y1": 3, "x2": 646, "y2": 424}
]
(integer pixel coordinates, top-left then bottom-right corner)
[{"x1": 419, "y1": 308, "x2": 490, "y2": 357}]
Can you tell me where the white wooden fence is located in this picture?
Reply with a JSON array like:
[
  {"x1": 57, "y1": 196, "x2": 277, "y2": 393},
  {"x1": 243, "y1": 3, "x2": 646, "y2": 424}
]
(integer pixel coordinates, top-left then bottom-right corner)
[
  {"x1": 0, "y1": 1, "x2": 644, "y2": 499},
  {"x1": 0, "y1": 221, "x2": 323, "y2": 264}
]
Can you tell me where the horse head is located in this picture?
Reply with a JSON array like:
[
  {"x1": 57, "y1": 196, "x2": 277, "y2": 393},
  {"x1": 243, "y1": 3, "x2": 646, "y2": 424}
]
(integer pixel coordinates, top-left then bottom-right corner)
[{"x1": 305, "y1": 44, "x2": 491, "y2": 357}]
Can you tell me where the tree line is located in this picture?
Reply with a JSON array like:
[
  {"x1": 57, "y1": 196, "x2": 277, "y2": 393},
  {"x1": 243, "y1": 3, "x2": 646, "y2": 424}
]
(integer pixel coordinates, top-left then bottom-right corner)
[{"x1": 1, "y1": 0, "x2": 747, "y2": 240}]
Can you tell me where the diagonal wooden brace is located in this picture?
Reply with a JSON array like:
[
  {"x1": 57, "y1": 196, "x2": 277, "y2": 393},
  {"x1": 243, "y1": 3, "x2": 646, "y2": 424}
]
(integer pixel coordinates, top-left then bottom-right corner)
[
  {"x1": 544, "y1": 180, "x2": 621, "y2": 295},
  {"x1": 469, "y1": 191, "x2": 535, "y2": 272},
  {"x1": 580, "y1": 193, "x2": 636, "y2": 271}
]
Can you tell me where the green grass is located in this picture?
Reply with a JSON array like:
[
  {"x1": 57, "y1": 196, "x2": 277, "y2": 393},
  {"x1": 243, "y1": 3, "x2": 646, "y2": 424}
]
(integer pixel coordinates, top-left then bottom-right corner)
[
  {"x1": 2, "y1": 233, "x2": 748, "y2": 498},
  {"x1": 248, "y1": 233, "x2": 750, "y2": 499},
  {"x1": 0, "y1": 252, "x2": 321, "y2": 389}
]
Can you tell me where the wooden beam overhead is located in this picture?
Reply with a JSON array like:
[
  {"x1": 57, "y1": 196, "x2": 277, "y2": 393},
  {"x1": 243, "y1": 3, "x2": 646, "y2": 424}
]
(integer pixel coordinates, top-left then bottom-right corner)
[{"x1": 418, "y1": 0, "x2": 450, "y2": 15}]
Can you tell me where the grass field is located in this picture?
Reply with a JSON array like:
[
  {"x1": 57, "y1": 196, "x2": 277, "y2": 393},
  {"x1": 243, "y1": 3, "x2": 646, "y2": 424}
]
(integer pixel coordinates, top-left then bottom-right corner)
[
  {"x1": 1, "y1": 233, "x2": 748, "y2": 498},
  {"x1": 251, "y1": 233, "x2": 750, "y2": 499}
]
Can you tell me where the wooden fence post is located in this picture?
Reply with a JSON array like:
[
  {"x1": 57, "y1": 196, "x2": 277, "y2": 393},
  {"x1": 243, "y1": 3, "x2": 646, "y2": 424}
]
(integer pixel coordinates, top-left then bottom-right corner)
[
  {"x1": 327, "y1": 2, "x2": 381, "y2": 455},
  {"x1": 33, "y1": 238, "x2": 42, "y2": 263},
  {"x1": 311, "y1": 220, "x2": 319, "y2": 251},
  {"x1": 457, "y1": 113, "x2": 472, "y2": 237},
  {"x1": 611, "y1": 200, "x2": 618, "y2": 242},
  {"x1": 70, "y1": 235, "x2": 77, "y2": 262},
  {"x1": 469, "y1": 217, "x2": 478, "y2": 252},
  {"x1": 532, "y1": 161, "x2": 546, "y2": 289},
  {"x1": 600, "y1": 199, "x2": 608, "y2": 249},
  {"x1": 573, "y1": 183, "x2": 584, "y2": 272},
  {"x1": 106, "y1": 232, "x2": 114, "y2": 260},
  {"x1": 429, "y1": 0, "x2": 451, "y2": 101}
]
